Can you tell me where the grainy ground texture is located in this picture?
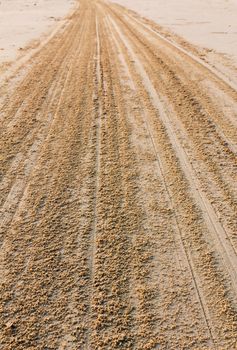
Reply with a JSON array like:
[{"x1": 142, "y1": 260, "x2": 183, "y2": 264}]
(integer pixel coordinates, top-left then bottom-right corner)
[{"x1": 0, "y1": 0, "x2": 237, "y2": 349}]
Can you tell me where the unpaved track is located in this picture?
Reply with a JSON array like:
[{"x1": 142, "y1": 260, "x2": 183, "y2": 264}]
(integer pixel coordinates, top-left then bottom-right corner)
[{"x1": 0, "y1": 0, "x2": 237, "y2": 349}]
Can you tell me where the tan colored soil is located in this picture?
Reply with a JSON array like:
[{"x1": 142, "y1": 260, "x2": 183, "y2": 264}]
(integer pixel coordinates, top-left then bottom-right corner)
[{"x1": 0, "y1": 1, "x2": 237, "y2": 349}]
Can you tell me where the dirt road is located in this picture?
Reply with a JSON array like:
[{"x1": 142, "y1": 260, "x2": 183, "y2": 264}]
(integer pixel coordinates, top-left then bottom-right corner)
[{"x1": 0, "y1": 0, "x2": 237, "y2": 349}]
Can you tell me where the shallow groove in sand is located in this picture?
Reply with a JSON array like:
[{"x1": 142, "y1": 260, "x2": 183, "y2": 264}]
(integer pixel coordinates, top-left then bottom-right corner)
[{"x1": 0, "y1": 1, "x2": 237, "y2": 349}]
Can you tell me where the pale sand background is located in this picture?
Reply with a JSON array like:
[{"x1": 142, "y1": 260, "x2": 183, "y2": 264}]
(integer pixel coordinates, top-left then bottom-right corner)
[
  {"x1": 113, "y1": 0, "x2": 237, "y2": 63},
  {"x1": 0, "y1": 0, "x2": 75, "y2": 64}
]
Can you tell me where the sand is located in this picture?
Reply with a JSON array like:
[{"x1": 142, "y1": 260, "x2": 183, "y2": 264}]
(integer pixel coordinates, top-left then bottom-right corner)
[
  {"x1": 113, "y1": 0, "x2": 237, "y2": 63},
  {"x1": 1, "y1": 1, "x2": 237, "y2": 349},
  {"x1": 0, "y1": 0, "x2": 75, "y2": 64}
]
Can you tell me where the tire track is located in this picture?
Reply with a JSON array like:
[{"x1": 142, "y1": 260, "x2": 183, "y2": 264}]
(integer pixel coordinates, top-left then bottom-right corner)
[
  {"x1": 0, "y1": 9, "x2": 85, "y2": 207},
  {"x1": 105, "y1": 2, "x2": 237, "y2": 285},
  {"x1": 104, "y1": 4, "x2": 237, "y2": 347},
  {"x1": 1, "y1": 1, "x2": 237, "y2": 349},
  {"x1": 0, "y1": 14, "x2": 89, "y2": 240},
  {"x1": 85, "y1": 14, "x2": 102, "y2": 350},
  {"x1": 0, "y1": 5, "x2": 85, "y2": 181},
  {"x1": 0, "y1": 3, "x2": 99, "y2": 348},
  {"x1": 87, "y1": 11, "x2": 137, "y2": 348},
  {"x1": 112, "y1": 3, "x2": 237, "y2": 96},
  {"x1": 105, "y1": 13, "x2": 216, "y2": 348},
  {"x1": 108, "y1": 3, "x2": 237, "y2": 182}
]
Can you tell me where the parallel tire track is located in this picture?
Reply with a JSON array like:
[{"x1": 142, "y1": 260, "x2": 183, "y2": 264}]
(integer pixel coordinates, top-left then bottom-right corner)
[
  {"x1": 0, "y1": 1, "x2": 237, "y2": 349},
  {"x1": 105, "y1": 15, "x2": 216, "y2": 347}
]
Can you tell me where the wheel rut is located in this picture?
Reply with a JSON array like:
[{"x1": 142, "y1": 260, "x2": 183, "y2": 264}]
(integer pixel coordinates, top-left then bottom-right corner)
[{"x1": 1, "y1": 1, "x2": 237, "y2": 349}]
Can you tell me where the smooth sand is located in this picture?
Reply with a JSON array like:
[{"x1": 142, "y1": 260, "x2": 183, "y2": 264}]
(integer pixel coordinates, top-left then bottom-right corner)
[
  {"x1": 113, "y1": 0, "x2": 237, "y2": 63},
  {"x1": 0, "y1": 0, "x2": 75, "y2": 64}
]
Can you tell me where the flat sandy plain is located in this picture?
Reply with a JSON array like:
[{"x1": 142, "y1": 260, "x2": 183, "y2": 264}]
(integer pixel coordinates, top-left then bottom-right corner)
[
  {"x1": 0, "y1": 0, "x2": 237, "y2": 349},
  {"x1": 0, "y1": 0, "x2": 75, "y2": 64}
]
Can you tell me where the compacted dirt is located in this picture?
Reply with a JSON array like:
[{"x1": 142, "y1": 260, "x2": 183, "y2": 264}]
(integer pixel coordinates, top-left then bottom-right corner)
[{"x1": 0, "y1": 0, "x2": 237, "y2": 349}]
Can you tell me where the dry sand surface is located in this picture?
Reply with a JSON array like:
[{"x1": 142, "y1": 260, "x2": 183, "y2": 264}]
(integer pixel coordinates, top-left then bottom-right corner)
[
  {"x1": 0, "y1": 0, "x2": 237, "y2": 349},
  {"x1": 114, "y1": 0, "x2": 237, "y2": 63},
  {"x1": 0, "y1": 0, "x2": 75, "y2": 64}
]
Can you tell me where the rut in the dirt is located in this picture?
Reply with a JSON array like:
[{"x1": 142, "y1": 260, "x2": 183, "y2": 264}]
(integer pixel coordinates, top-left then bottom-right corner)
[{"x1": 0, "y1": 0, "x2": 237, "y2": 349}]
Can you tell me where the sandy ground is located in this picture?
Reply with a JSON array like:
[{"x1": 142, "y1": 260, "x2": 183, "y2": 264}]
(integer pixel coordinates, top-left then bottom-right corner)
[
  {"x1": 0, "y1": 0, "x2": 237, "y2": 349},
  {"x1": 114, "y1": 0, "x2": 237, "y2": 63},
  {"x1": 0, "y1": 0, "x2": 75, "y2": 64}
]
